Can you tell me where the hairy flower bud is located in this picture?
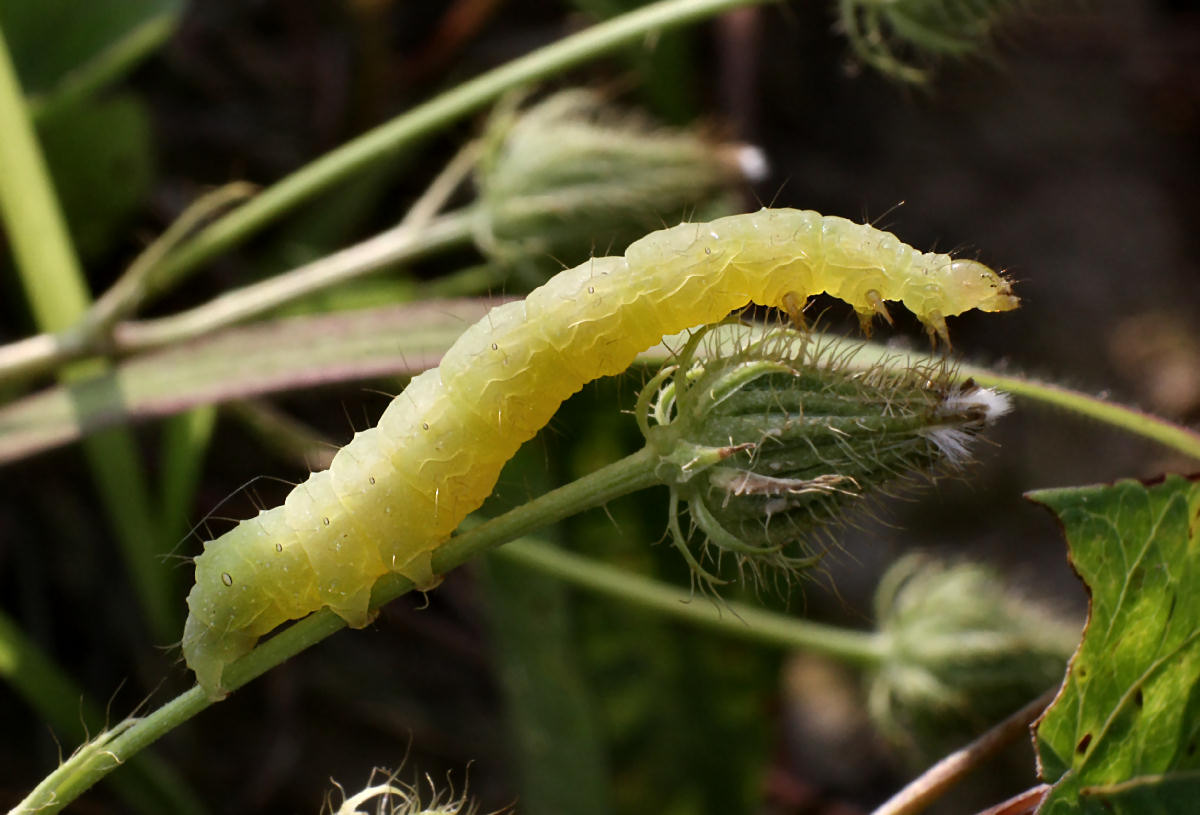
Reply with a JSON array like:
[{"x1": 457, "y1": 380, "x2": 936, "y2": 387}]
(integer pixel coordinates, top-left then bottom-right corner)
[
  {"x1": 867, "y1": 554, "x2": 1078, "y2": 757},
  {"x1": 474, "y1": 90, "x2": 764, "y2": 278},
  {"x1": 638, "y1": 327, "x2": 1012, "y2": 586}
]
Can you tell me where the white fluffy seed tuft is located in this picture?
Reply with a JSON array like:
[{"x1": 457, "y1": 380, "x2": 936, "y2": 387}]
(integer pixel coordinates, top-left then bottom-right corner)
[
  {"x1": 926, "y1": 386, "x2": 1012, "y2": 466},
  {"x1": 937, "y1": 385, "x2": 1012, "y2": 422},
  {"x1": 734, "y1": 145, "x2": 770, "y2": 182}
]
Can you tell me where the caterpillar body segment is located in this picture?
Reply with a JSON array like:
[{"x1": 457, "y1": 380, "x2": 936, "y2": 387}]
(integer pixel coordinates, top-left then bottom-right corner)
[{"x1": 183, "y1": 207, "x2": 1016, "y2": 697}]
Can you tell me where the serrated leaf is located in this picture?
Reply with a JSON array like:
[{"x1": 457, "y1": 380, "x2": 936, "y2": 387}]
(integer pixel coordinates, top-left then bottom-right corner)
[{"x1": 1028, "y1": 474, "x2": 1200, "y2": 814}]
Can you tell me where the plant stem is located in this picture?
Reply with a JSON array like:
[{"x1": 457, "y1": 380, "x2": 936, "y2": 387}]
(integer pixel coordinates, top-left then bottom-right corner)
[
  {"x1": 0, "y1": 612, "x2": 206, "y2": 815},
  {"x1": 496, "y1": 538, "x2": 888, "y2": 666},
  {"x1": 956, "y1": 364, "x2": 1200, "y2": 462},
  {"x1": 26, "y1": 11, "x2": 179, "y2": 122},
  {"x1": 141, "y1": 0, "x2": 770, "y2": 297},
  {"x1": 113, "y1": 208, "x2": 477, "y2": 352},
  {"x1": 10, "y1": 445, "x2": 664, "y2": 814}
]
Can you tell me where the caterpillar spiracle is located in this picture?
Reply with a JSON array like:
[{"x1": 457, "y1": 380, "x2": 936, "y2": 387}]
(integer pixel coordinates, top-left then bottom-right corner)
[{"x1": 183, "y1": 207, "x2": 1018, "y2": 697}]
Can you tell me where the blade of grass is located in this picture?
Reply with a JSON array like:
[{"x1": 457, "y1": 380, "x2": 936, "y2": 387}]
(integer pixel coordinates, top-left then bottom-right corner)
[
  {"x1": 0, "y1": 24, "x2": 174, "y2": 639},
  {"x1": 0, "y1": 299, "x2": 497, "y2": 465},
  {"x1": 6, "y1": 319, "x2": 1200, "y2": 467}
]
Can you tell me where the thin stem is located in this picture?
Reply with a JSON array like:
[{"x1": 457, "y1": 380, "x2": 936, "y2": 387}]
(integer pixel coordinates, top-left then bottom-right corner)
[
  {"x1": 113, "y1": 141, "x2": 478, "y2": 353},
  {"x1": 870, "y1": 688, "x2": 1056, "y2": 815},
  {"x1": 112, "y1": 208, "x2": 477, "y2": 353},
  {"x1": 87, "y1": 182, "x2": 258, "y2": 332},
  {"x1": 496, "y1": 538, "x2": 888, "y2": 666},
  {"x1": 11, "y1": 446, "x2": 663, "y2": 814},
  {"x1": 140, "y1": 0, "x2": 769, "y2": 297},
  {"x1": 956, "y1": 364, "x2": 1200, "y2": 462},
  {"x1": 0, "y1": 612, "x2": 206, "y2": 815},
  {"x1": 430, "y1": 446, "x2": 663, "y2": 572}
]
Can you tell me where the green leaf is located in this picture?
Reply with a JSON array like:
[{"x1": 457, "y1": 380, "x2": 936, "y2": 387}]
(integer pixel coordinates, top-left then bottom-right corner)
[{"x1": 1028, "y1": 474, "x2": 1200, "y2": 814}]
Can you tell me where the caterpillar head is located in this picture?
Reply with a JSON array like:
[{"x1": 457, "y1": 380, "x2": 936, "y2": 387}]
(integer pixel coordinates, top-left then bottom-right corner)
[{"x1": 946, "y1": 259, "x2": 1019, "y2": 315}]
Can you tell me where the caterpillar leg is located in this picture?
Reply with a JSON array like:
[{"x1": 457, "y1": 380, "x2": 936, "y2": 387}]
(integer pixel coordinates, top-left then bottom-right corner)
[
  {"x1": 855, "y1": 290, "x2": 895, "y2": 337},
  {"x1": 922, "y1": 310, "x2": 952, "y2": 350},
  {"x1": 181, "y1": 613, "x2": 258, "y2": 699},
  {"x1": 781, "y1": 291, "x2": 809, "y2": 329},
  {"x1": 866, "y1": 289, "x2": 894, "y2": 325}
]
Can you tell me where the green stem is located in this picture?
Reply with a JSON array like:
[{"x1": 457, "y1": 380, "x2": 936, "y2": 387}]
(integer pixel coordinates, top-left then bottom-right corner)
[
  {"x1": 142, "y1": 0, "x2": 769, "y2": 298},
  {"x1": 0, "y1": 612, "x2": 206, "y2": 815},
  {"x1": 11, "y1": 445, "x2": 663, "y2": 814},
  {"x1": 956, "y1": 364, "x2": 1200, "y2": 462},
  {"x1": 496, "y1": 538, "x2": 887, "y2": 666},
  {"x1": 0, "y1": 24, "x2": 174, "y2": 638}
]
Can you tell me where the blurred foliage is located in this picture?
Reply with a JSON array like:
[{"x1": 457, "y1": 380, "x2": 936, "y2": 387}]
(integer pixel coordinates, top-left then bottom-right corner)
[
  {"x1": 0, "y1": 0, "x2": 172, "y2": 260},
  {"x1": 37, "y1": 95, "x2": 154, "y2": 259}
]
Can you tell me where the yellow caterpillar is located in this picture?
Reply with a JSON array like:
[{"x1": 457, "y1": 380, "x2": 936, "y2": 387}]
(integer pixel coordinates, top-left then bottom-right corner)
[{"x1": 183, "y1": 207, "x2": 1018, "y2": 697}]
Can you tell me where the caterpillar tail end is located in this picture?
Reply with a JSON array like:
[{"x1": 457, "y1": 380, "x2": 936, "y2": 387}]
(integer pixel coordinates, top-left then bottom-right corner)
[{"x1": 182, "y1": 613, "x2": 258, "y2": 700}]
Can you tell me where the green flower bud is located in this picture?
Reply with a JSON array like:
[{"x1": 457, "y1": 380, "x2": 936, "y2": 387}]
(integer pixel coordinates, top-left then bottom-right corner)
[
  {"x1": 867, "y1": 554, "x2": 1078, "y2": 757},
  {"x1": 638, "y1": 327, "x2": 1012, "y2": 587},
  {"x1": 474, "y1": 90, "x2": 764, "y2": 279}
]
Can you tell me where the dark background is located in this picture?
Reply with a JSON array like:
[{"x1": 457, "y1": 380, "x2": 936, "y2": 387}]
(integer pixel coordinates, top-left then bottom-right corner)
[{"x1": 2, "y1": 1, "x2": 1198, "y2": 813}]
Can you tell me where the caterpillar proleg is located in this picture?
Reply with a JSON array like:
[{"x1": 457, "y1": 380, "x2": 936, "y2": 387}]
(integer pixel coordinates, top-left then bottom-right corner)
[{"x1": 183, "y1": 207, "x2": 1017, "y2": 697}]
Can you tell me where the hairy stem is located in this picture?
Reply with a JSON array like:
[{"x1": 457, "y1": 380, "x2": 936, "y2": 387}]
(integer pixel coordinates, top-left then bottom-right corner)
[
  {"x1": 11, "y1": 446, "x2": 663, "y2": 814},
  {"x1": 957, "y1": 365, "x2": 1200, "y2": 462}
]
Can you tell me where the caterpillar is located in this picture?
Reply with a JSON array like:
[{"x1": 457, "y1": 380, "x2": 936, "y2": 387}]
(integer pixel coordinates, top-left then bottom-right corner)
[{"x1": 183, "y1": 207, "x2": 1018, "y2": 697}]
